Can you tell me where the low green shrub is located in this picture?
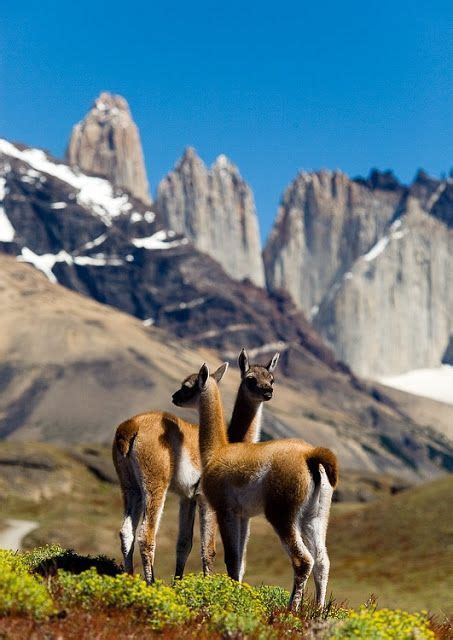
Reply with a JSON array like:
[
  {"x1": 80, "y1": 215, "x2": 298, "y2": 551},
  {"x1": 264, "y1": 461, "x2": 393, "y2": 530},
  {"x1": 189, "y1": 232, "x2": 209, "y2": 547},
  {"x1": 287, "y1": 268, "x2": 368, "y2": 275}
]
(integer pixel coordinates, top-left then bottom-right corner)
[
  {"x1": 210, "y1": 610, "x2": 271, "y2": 637},
  {"x1": 255, "y1": 584, "x2": 290, "y2": 613},
  {"x1": 57, "y1": 568, "x2": 191, "y2": 630},
  {"x1": 21, "y1": 544, "x2": 66, "y2": 571},
  {"x1": 0, "y1": 550, "x2": 55, "y2": 618},
  {"x1": 329, "y1": 606, "x2": 435, "y2": 639},
  {"x1": 174, "y1": 573, "x2": 268, "y2": 635},
  {"x1": 174, "y1": 573, "x2": 265, "y2": 617},
  {"x1": 271, "y1": 610, "x2": 306, "y2": 631}
]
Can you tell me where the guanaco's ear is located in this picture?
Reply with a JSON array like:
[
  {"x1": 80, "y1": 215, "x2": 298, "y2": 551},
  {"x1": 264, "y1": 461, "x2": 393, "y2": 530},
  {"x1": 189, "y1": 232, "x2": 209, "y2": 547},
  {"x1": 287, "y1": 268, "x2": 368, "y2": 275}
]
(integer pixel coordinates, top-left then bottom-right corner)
[
  {"x1": 266, "y1": 352, "x2": 280, "y2": 373},
  {"x1": 198, "y1": 363, "x2": 210, "y2": 389},
  {"x1": 238, "y1": 348, "x2": 250, "y2": 377},
  {"x1": 212, "y1": 362, "x2": 229, "y2": 384}
]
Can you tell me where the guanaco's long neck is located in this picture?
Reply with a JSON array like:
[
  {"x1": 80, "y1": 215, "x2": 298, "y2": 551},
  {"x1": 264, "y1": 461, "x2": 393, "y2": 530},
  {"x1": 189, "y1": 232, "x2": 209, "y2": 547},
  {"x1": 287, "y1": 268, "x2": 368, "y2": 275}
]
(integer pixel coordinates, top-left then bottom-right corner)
[
  {"x1": 228, "y1": 384, "x2": 263, "y2": 443},
  {"x1": 198, "y1": 378, "x2": 228, "y2": 467}
]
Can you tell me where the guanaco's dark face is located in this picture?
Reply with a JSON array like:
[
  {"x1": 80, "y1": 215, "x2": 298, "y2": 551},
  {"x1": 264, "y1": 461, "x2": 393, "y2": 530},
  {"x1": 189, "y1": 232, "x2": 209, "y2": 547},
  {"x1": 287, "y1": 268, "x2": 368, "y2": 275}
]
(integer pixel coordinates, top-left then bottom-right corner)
[
  {"x1": 238, "y1": 349, "x2": 279, "y2": 402},
  {"x1": 172, "y1": 363, "x2": 229, "y2": 408},
  {"x1": 243, "y1": 365, "x2": 275, "y2": 401},
  {"x1": 172, "y1": 373, "x2": 199, "y2": 408}
]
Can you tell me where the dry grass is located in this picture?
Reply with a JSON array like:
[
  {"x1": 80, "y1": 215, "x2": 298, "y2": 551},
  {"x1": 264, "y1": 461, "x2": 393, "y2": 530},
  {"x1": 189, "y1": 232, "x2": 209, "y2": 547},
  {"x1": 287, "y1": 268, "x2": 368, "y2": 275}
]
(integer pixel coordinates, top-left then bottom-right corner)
[{"x1": 0, "y1": 609, "x2": 221, "y2": 640}]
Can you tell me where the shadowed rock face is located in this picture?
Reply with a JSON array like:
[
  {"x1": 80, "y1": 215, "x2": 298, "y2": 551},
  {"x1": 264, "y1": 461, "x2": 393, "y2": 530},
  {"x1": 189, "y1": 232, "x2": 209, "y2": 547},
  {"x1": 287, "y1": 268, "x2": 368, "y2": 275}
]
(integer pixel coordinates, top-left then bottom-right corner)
[
  {"x1": 264, "y1": 169, "x2": 453, "y2": 376},
  {"x1": 264, "y1": 169, "x2": 405, "y2": 315},
  {"x1": 156, "y1": 148, "x2": 265, "y2": 287},
  {"x1": 66, "y1": 92, "x2": 151, "y2": 204},
  {"x1": 315, "y1": 196, "x2": 453, "y2": 377}
]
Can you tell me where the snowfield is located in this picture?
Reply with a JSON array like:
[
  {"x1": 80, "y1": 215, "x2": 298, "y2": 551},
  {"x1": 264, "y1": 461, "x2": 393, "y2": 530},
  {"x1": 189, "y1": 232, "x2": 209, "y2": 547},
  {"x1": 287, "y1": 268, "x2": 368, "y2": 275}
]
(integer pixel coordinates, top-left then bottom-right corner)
[
  {"x1": 379, "y1": 365, "x2": 453, "y2": 405},
  {"x1": 0, "y1": 138, "x2": 140, "y2": 224},
  {"x1": 0, "y1": 176, "x2": 15, "y2": 242},
  {"x1": 132, "y1": 230, "x2": 188, "y2": 250}
]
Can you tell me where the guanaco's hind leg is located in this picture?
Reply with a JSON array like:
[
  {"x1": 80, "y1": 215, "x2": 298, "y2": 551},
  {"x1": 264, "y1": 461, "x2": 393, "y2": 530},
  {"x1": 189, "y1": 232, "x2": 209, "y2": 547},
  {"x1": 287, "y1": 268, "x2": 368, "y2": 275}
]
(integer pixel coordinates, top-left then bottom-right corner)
[
  {"x1": 267, "y1": 512, "x2": 314, "y2": 611},
  {"x1": 174, "y1": 497, "x2": 197, "y2": 579},
  {"x1": 120, "y1": 489, "x2": 143, "y2": 574},
  {"x1": 300, "y1": 466, "x2": 333, "y2": 608},
  {"x1": 137, "y1": 487, "x2": 167, "y2": 584},
  {"x1": 198, "y1": 498, "x2": 217, "y2": 575},
  {"x1": 114, "y1": 449, "x2": 143, "y2": 575}
]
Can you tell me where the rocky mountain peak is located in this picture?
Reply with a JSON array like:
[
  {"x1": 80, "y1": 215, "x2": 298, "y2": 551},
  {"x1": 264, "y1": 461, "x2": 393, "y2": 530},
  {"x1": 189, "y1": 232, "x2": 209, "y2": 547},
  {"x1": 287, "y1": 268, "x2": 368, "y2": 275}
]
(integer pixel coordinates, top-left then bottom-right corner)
[
  {"x1": 212, "y1": 153, "x2": 233, "y2": 169},
  {"x1": 93, "y1": 91, "x2": 129, "y2": 115},
  {"x1": 264, "y1": 168, "x2": 401, "y2": 314},
  {"x1": 264, "y1": 167, "x2": 453, "y2": 377},
  {"x1": 355, "y1": 169, "x2": 402, "y2": 192},
  {"x1": 156, "y1": 149, "x2": 265, "y2": 287},
  {"x1": 66, "y1": 92, "x2": 151, "y2": 204},
  {"x1": 181, "y1": 145, "x2": 199, "y2": 160},
  {"x1": 177, "y1": 146, "x2": 205, "y2": 170}
]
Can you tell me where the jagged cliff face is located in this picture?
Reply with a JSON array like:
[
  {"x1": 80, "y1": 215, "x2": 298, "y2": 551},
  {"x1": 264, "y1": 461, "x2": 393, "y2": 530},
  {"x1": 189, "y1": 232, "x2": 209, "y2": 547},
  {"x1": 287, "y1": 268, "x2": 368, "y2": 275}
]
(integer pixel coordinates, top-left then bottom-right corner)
[
  {"x1": 156, "y1": 148, "x2": 265, "y2": 287},
  {"x1": 263, "y1": 170, "x2": 405, "y2": 314},
  {"x1": 66, "y1": 92, "x2": 151, "y2": 204},
  {"x1": 264, "y1": 169, "x2": 453, "y2": 377},
  {"x1": 316, "y1": 183, "x2": 453, "y2": 377}
]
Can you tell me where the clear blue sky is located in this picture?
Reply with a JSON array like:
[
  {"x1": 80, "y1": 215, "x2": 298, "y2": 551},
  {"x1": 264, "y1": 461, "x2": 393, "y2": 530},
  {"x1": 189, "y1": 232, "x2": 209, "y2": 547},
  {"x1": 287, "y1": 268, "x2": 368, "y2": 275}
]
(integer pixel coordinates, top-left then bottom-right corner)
[{"x1": 1, "y1": 1, "x2": 451, "y2": 240}]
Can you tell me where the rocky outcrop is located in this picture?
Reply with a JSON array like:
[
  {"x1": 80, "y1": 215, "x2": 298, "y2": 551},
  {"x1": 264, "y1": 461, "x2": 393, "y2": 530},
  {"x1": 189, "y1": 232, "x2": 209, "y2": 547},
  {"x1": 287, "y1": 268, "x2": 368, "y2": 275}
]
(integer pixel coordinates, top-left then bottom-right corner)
[
  {"x1": 66, "y1": 92, "x2": 151, "y2": 204},
  {"x1": 315, "y1": 191, "x2": 453, "y2": 377},
  {"x1": 156, "y1": 148, "x2": 265, "y2": 287},
  {"x1": 263, "y1": 169, "x2": 405, "y2": 315},
  {"x1": 264, "y1": 169, "x2": 453, "y2": 377}
]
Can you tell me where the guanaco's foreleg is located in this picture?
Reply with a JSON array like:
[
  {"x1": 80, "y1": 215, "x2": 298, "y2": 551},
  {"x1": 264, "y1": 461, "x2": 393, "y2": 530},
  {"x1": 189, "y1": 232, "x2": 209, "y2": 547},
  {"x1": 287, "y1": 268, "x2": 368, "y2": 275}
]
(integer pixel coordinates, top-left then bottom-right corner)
[
  {"x1": 198, "y1": 497, "x2": 217, "y2": 575},
  {"x1": 174, "y1": 497, "x2": 197, "y2": 579}
]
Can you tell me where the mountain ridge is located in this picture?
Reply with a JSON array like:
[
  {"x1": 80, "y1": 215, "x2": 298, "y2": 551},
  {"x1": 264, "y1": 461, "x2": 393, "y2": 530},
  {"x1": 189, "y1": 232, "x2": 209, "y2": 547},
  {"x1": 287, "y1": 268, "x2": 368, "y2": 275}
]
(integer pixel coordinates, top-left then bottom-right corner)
[
  {"x1": 156, "y1": 145, "x2": 265, "y2": 287},
  {"x1": 66, "y1": 92, "x2": 151, "y2": 205}
]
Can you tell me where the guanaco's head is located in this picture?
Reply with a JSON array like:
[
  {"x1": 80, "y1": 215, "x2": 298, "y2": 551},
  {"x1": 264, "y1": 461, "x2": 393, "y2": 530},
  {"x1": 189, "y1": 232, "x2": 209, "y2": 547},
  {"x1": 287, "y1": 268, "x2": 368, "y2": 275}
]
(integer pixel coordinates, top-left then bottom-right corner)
[
  {"x1": 238, "y1": 348, "x2": 279, "y2": 402},
  {"x1": 172, "y1": 362, "x2": 229, "y2": 408}
]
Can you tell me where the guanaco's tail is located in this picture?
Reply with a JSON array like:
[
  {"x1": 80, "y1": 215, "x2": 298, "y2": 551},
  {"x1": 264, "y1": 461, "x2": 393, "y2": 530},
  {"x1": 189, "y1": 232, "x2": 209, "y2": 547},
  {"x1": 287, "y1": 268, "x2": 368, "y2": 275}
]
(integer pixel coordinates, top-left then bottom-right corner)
[
  {"x1": 114, "y1": 419, "x2": 138, "y2": 457},
  {"x1": 306, "y1": 447, "x2": 338, "y2": 488}
]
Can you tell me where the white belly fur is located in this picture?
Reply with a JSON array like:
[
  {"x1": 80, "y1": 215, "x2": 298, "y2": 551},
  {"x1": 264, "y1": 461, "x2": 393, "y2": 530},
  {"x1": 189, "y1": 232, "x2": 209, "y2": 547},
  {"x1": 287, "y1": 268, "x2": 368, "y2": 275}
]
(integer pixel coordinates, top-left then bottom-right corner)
[
  {"x1": 171, "y1": 446, "x2": 201, "y2": 498},
  {"x1": 228, "y1": 469, "x2": 268, "y2": 517}
]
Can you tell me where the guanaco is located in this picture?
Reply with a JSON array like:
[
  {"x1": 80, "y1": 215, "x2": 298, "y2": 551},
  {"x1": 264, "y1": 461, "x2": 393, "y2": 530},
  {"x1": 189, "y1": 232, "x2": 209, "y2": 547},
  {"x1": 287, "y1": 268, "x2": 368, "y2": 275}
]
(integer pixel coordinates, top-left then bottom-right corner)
[
  {"x1": 113, "y1": 349, "x2": 280, "y2": 583},
  {"x1": 173, "y1": 362, "x2": 338, "y2": 610}
]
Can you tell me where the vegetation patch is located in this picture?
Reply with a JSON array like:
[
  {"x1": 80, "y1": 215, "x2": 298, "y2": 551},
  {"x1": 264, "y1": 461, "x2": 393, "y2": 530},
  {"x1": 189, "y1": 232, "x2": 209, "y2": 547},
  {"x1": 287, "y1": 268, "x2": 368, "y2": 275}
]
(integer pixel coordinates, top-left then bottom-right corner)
[
  {"x1": 330, "y1": 605, "x2": 436, "y2": 639},
  {"x1": 57, "y1": 568, "x2": 191, "y2": 630},
  {"x1": 0, "y1": 549, "x2": 55, "y2": 618},
  {"x1": 0, "y1": 546, "x2": 445, "y2": 638}
]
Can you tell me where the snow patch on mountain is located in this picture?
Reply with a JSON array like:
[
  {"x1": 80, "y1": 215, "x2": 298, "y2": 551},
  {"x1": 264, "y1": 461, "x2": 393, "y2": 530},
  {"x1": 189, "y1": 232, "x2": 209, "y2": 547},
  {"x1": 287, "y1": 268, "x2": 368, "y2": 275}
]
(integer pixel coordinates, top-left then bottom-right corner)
[
  {"x1": 17, "y1": 247, "x2": 72, "y2": 283},
  {"x1": 0, "y1": 177, "x2": 15, "y2": 242},
  {"x1": 132, "y1": 230, "x2": 188, "y2": 250},
  {"x1": 0, "y1": 139, "x2": 135, "y2": 224},
  {"x1": 379, "y1": 365, "x2": 453, "y2": 405}
]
